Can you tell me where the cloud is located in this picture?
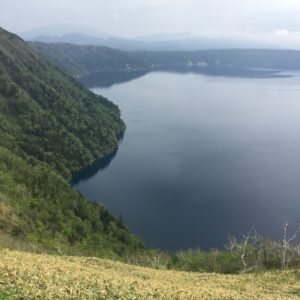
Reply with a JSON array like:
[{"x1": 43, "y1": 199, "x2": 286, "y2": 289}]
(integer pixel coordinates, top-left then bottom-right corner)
[
  {"x1": 1, "y1": 0, "x2": 300, "y2": 49},
  {"x1": 112, "y1": 13, "x2": 120, "y2": 19},
  {"x1": 274, "y1": 29, "x2": 289, "y2": 36}
]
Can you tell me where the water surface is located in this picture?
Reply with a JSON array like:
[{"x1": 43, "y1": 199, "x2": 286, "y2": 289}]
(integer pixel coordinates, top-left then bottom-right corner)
[{"x1": 73, "y1": 71, "x2": 300, "y2": 250}]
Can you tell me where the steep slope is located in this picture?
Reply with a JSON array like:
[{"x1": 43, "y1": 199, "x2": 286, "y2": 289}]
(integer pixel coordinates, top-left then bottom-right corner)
[
  {"x1": 0, "y1": 28, "x2": 125, "y2": 178},
  {"x1": 0, "y1": 249, "x2": 299, "y2": 299},
  {"x1": 0, "y1": 27, "x2": 143, "y2": 256}
]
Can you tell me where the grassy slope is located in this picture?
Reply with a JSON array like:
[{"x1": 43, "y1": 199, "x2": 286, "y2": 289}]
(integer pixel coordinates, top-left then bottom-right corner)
[{"x1": 0, "y1": 248, "x2": 299, "y2": 299}]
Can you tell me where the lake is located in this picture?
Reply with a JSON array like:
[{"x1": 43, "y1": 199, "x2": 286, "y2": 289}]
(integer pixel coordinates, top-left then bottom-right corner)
[{"x1": 73, "y1": 71, "x2": 300, "y2": 250}]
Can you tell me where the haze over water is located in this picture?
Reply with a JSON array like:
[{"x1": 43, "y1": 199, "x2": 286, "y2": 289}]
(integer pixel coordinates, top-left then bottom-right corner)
[{"x1": 73, "y1": 71, "x2": 300, "y2": 250}]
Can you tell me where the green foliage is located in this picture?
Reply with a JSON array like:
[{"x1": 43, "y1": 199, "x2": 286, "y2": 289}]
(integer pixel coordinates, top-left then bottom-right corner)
[
  {"x1": 0, "y1": 290, "x2": 14, "y2": 300},
  {"x1": 1, "y1": 27, "x2": 300, "y2": 275},
  {"x1": 0, "y1": 146, "x2": 143, "y2": 257},
  {"x1": 0, "y1": 27, "x2": 125, "y2": 178},
  {"x1": 170, "y1": 249, "x2": 242, "y2": 274},
  {"x1": 30, "y1": 42, "x2": 150, "y2": 77},
  {"x1": 0, "y1": 27, "x2": 143, "y2": 258}
]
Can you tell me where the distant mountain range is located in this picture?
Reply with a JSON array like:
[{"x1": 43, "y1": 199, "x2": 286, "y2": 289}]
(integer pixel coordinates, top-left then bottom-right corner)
[
  {"x1": 20, "y1": 24, "x2": 270, "y2": 51},
  {"x1": 131, "y1": 32, "x2": 193, "y2": 41},
  {"x1": 27, "y1": 33, "x2": 269, "y2": 51}
]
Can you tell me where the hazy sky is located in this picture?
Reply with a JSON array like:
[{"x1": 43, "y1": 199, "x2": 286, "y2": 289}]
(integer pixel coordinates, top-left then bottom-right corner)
[{"x1": 1, "y1": 0, "x2": 300, "y2": 46}]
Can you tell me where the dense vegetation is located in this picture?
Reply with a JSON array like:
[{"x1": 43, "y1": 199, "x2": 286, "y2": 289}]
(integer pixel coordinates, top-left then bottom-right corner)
[
  {"x1": 30, "y1": 42, "x2": 149, "y2": 77},
  {"x1": 0, "y1": 146, "x2": 143, "y2": 256},
  {"x1": 0, "y1": 28, "x2": 125, "y2": 178},
  {"x1": 0, "y1": 27, "x2": 299, "y2": 281},
  {"x1": 31, "y1": 41, "x2": 300, "y2": 79},
  {"x1": 0, "y1": 27, "x2": 143, "y2": 256}
]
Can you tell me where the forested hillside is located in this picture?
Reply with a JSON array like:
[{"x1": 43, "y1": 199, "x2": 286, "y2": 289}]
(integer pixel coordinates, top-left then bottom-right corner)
[
  {"x1": 0, "y1": 27, "x2": 143, "y2": 256},
  {"x1": 31, "y1": 42, "x2": 300, "y2": 78},
  {"x1": 0, "y1": 29, "x2": 126, "y2": 178},
  {"x1": 1, "y1": 27, "x2": 299, "y2": 275},
  {"x1": 31, "y1": 42, "x2": 150, "y2": 77}
]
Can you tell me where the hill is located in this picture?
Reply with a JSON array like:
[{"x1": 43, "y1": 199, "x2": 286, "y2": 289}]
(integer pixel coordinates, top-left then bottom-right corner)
[
  {"x1": 0, "y1": 27, "x2": 143, "y2": 256},
  {"x1": 0, "y1": 28, "x2": 126, "y2": 177},
  {"x1": 29, "y1": 42, "x2": 149, "y2": 77},
  {"x1": 30, "y1": 42, "x2": 300, "y2": 81},
  {"x1": 0, "y1": 248, "x2": 299, "y2": 299}
]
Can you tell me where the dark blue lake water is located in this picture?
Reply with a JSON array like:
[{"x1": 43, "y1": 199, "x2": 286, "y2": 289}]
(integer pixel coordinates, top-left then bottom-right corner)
[{"x1": 73, "y1": 71, "x2": 300, "y2": 250}]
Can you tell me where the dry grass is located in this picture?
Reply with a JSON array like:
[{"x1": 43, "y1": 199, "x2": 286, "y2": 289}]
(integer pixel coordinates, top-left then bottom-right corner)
[{"x1": 0, "y1": 248, "x2": 299, "y2": 299}]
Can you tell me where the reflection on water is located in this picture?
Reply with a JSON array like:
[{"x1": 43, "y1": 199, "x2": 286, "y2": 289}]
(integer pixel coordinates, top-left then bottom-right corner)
[
  {"x1": 80, "y1": 70, "x2": 148, "y2": 88},
  {"x1": 72, "y1": 151, "x2": 117, "y2": 185},
  {"x1": 73, "y1": 71, "x2": 300, "y2": 250},
  {"x1": 80, "y1": 67, "x2": 290, "y2": 88}
]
